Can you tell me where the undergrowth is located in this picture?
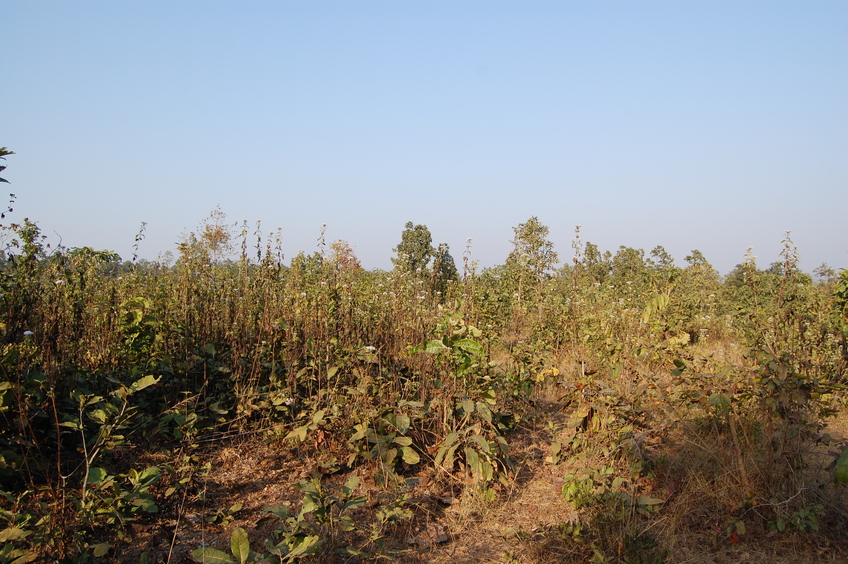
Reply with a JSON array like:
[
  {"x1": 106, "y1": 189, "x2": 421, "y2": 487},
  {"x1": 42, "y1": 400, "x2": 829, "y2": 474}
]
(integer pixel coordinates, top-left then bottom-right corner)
[{"x1": 0, "y1": 196, "x2": 846, "y2": 563}]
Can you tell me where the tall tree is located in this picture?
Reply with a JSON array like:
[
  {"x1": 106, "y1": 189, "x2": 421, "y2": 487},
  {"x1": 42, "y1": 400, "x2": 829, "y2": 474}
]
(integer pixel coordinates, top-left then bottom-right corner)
[
  {"x1": 430, "y1": 243, "x2": 458, "y2": 300},
  {"x1": 506, "y1": 217, "x2": 558, "y2": 282},
  {"x1": 392, "y1": 221, "x2": 434, "y2": 276},
  {"x1": 505, "y1": 217, "x2": 558, "y2": 305}
]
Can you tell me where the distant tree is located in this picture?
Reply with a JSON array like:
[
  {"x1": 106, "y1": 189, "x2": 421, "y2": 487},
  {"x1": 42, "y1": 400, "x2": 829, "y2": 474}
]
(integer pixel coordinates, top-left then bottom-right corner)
[
  {"x1": 176, "y1": 207, "x2": 234, "y2": 264},
  {"x1": 582, "y1": 242, "x2": 611, "y2": 284},
  {"x1": 392, "y1": 221, "x2": 434, "y2": 277},
  {"x1": 329, "y1": 239, "x2": 362, "y2": 277},
  {"x1": 430, "y1": 243, "x2": 458, "y2": 300},
  {"x1": 814, "y1": 263, "x2": 836, "y2": 284},
  {"x1": 610, "y1": 246, "x2": 647, "y2": 291},
  {"x1": 648, "y1": 245, "x2": 680, "y2": 291},
  {"x1": 505, "y1": 217, "x2": 558, "y2": 305},
  {"x1": 506, "y1": 217, "x2": 558, "y2": 282}
]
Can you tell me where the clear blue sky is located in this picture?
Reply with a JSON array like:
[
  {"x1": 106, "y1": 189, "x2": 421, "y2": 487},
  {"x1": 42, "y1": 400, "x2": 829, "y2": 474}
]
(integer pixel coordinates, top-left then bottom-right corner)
[{"x1": 3, "y1": 1, "x2": 847, "y2": 274}]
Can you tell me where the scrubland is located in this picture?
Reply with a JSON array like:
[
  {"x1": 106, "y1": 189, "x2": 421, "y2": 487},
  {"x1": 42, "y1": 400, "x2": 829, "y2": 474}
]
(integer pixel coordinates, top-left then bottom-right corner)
[{"x1": 2, "y1": 212, "x2": 847, "y2": 563}]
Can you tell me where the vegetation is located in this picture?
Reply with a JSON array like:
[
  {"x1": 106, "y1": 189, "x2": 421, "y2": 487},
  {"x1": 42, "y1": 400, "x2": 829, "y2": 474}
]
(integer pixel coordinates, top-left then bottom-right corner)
[{"x1": 1, "y1": 150, "x2": 847, "y2": 562}]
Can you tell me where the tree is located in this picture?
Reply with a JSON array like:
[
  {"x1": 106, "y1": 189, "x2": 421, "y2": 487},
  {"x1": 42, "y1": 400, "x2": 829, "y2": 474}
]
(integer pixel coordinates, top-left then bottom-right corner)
[
  {"x1": 504, "y1": 217, "x2": 558, "y2": 305},
  {"x1": 392, "y1": 221, "x2": 434, "y2": 276},
  {"x1": 506, "y1": 217, "x2": 558, "y2": 282},
  {"x1": 430, "y1": 243, "x2": 458, "y2": 300}
]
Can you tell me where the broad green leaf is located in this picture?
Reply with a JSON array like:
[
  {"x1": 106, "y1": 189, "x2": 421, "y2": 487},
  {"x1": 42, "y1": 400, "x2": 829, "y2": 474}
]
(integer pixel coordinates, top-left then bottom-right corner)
[
  {"x1": 401, "y1": 446, "x2": 420, "y2": 465},
  {"x1": 9, "y1": 550, "x2": 38, "y2": 564},
  {"x1": 708, "y1": 392, "x2": 731, "y2": 412},
  {"x1": 380, "y1": 447, "x2": 398, "y2": 464},
  {"x1": 392, "y1": 436, "x2": 413, "y2": 447},
  {"x1": 191, "y1": 547, "x2": 234, "y2": 564},
  {"x1": 461, "y1": 397, "x2": 475, "y2": 415},
  {"x1": 636, "y1": 495, "x2": 664, "y2": 506},
  {"x1": 301, "y1": 494, "x2": 320, "y2": 514},
  {"x1": 340, "y1": 495, "x2": 367, "y2": 512},
  {"x1": 465, "y1": 447, "x2": 482, "y2": 481},
  {"x1": 132, "y1": 497, "x2": 158, "y2": 512},
  {"x1": 424, "y1": 339, "x2": 449, "y2": 354},
  {"x1": 134, "y1": 466, "x2": 161, "y2": 489},
  {"x1": 86, "y1": 467, "x2": 108, "y2": 484},
  {"x1": 475, "y1": 402, "x2": 493, "y2": 423},
  {"x1": 130, "y1": 375, "x2": 160, "y2": 394},
  {"x1": 436, "y1": 444, "x2": 457, "y2": 471},
  {"x1": 394, "y1": 413, "x2": 410, "y2": 434},
  {"x1": 835, "y1": 446, "x2": 848, "y2": 485},
  {"x1": 0, "y1": 527, "x2": 30, "y2": 542},
  {"x1": 442, "y1": 432, "x2": 459, "y2": 448},
  {"x1": 481, "y1": 459, "x2": 493, "y2": 482},
  {"x1": 454, "y1": 339, "x2": 483, "y2": 357},
  {"x1": 284, "y1": 424, "x2": 308, "y2": 443},
  {"x1": 288, "y1": 535, "x2": 321, "y2": 557},
  {"x1": 348, "y1": 423, "x2": 367, "y2": 443},
  {"x1": 230, "y1": 527, "x2": 249, "y2": 564},
  {"x1": 468, "y1": 434, "x2": 491, "y2": 454},
  {"x1": 92, "y1": 543, "x2": 111, "y2": 557},
  {"x1": 343, "y1": 475, "x2": 360, "y2": 495},
  {"x1": 89, "y1": 409, "x2": 108, "y2": 424}
]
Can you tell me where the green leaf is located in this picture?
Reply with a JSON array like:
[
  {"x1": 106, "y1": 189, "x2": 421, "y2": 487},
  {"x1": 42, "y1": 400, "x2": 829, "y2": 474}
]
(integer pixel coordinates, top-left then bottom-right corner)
[
  {"x1": 424, "y1": 339, "x2": 449, "y2": 354},
  {"x1": 461, "y1": 397, "x2": 475, "y2": 415},
  {"x1": 9, "y1": 551, "x2": 38, "y2": 564},
  {"x1": 475, "y1": 402, "x2": 493, "y2": 423},
  {"x1": 230, "y1": 527, "x2": 249, "y2": 564},
  {"x1": 129, "y1": 374, "x2": 160, "y2": 394},
  {"x1": 92, "y1": 543, "x2": 111, "y2": 557},
  {"x1": 454, "y1": 338, "x2": 483, "y2": 357},
  {"x1": 465, "y1": 447, "x2": 482, "y2": 481},
  {"x1": 284, "y1": 424, "x2": 308, "y2": 443},
  {"x1": 835, "y1": 446, "x2": 848, "y2": 485},
  {"x1": 348, "y1": 423, "x2": 367, "y2": 443},
  {"x1": 394, "y1": 413, "x2": 411, "y2": 434},
  {"x1": 136, "y1": 498, "x2": 159, "y2": 512},
  {"x1": 468, "y1": 434, "x2": 491, "y2": 454},
  {"x1": 343, "y1": 475, "x2": 360, "y2": 496},
  {"x1": 86, "y1": 467, "x2": 108, "y2": 484},
  {"x1": 191, "y1": 547, "x2": 234, "y2": 564},
  {"x1": 288, "y1": 535, "x2": 321, "y2": 557},
  {"x1": 0, "y1": 527, "x2": 30, "y2": 542},
  {"x1": 392, "y1": 436, "x2": 413, "y2": 447},
  {"x1": 636, "y1": 495, "x2": 665, "y2": 506},
  {"x1": 401, "y1": 446, "x2": 420, "y2": 465},
  {"x1": 708, "y1": 392, "x2": 731, "y2": 412}
]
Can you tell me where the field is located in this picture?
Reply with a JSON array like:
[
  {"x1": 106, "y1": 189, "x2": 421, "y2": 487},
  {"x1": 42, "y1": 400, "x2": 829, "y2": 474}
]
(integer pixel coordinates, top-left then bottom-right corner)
[{"x1": 2, "y1": 212, "x2": 848, "y2": 563}]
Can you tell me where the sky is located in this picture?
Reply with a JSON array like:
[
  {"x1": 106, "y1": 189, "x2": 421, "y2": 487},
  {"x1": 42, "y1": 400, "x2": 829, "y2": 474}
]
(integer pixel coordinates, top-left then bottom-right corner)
[{"x1": 3, "y1": 0, "x2": 847, "y2": 275}]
